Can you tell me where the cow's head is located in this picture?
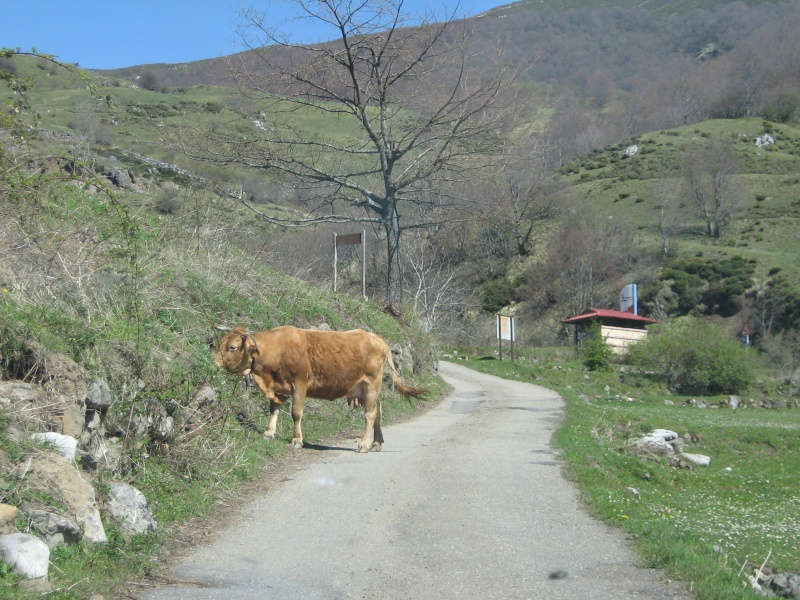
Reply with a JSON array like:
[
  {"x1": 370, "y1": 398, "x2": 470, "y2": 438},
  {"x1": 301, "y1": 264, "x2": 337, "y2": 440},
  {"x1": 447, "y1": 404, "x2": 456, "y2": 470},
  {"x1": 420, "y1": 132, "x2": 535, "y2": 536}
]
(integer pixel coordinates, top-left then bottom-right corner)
[{"x1": 214, "y1": 327, "x2": 259, "y2": 375}]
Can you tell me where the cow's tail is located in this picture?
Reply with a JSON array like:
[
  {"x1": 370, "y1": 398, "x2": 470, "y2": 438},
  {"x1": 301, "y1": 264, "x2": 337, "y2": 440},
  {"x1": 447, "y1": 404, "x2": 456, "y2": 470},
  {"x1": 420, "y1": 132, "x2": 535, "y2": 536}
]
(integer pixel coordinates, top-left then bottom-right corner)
[{"x1": 386, "y1": 348, "x2": 428, "y2": 401}]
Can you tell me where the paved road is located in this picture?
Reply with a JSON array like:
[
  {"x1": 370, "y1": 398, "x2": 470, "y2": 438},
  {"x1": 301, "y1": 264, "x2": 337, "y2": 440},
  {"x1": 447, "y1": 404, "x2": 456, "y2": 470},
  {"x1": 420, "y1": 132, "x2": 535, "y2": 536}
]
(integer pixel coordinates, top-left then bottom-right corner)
[{"x1": 139, "y1": 361, "x2": 692, "y2": 600}]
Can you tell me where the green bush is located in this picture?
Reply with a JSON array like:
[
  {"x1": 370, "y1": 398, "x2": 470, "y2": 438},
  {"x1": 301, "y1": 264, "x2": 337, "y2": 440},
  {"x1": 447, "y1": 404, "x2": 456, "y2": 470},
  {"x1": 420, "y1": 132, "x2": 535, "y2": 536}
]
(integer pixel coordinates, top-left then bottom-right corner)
[
  {"x1": 481, "y1": 279, "x2": 516, "y2": 314},
  {"x1": 627, "y1": 317, "x2": 752, "y2": 394},
  {"x1": 581, "y1": 322, "x2": 614, "y2": 371}
]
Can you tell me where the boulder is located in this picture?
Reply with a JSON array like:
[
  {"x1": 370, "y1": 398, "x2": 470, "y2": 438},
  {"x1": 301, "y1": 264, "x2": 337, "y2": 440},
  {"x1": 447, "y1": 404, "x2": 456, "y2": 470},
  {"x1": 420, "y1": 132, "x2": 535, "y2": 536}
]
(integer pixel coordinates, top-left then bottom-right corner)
[
  {"x1": 27, "y1": 510, "x2": 81, "y2": 547},
  {"x1": 27, "y1": 453, "x2": 107, "y2": 543},
  {"x1": 0, "y1": 533, "x2": 50, "y2": 579},
  {"x1": 31, "y1": 432, "x2": 78, "y2": 462},
  {"x1": 107, "y1": 482, "x2": 157, "y2": 536},
  {"x1": 0, "y1": 381, "x2": 48, "y2": 429},
  {"x1": 0, "y1": 504, "x2": 19, "y2": 534},
  {"x1": 86, "y1": 379, "x2": 112, "y2": 410}
]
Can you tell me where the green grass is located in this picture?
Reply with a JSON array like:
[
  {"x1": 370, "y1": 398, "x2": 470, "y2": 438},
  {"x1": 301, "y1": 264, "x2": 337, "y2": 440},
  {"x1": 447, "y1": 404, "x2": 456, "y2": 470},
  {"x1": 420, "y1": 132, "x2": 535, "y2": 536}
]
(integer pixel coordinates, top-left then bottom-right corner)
[{"x1": 450, "y1": 347, "x2": 800, "y2": 600}]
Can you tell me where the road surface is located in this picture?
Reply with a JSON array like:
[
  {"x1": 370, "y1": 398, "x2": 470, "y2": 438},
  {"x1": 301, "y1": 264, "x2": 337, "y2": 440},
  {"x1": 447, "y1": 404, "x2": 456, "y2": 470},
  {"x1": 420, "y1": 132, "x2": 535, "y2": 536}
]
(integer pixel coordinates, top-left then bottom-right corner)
[{"x1": 139, "y1": 361, "x2": 691, "y2": 600}]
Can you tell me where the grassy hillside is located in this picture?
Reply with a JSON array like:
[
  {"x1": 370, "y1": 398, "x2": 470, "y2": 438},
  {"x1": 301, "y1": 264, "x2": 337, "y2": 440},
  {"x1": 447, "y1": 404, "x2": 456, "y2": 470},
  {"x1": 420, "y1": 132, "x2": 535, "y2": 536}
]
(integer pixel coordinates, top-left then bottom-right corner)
[{"x1": 562, "y1": 118, "x2": 800, "y2": 278}]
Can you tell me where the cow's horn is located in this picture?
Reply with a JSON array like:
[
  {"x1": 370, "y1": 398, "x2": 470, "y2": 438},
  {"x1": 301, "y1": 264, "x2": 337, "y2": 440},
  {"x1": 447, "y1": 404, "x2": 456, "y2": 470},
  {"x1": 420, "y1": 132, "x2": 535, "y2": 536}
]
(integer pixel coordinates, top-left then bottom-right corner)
[{"x1": 215, "y1": 325, "x2": 231, "y2": 332}]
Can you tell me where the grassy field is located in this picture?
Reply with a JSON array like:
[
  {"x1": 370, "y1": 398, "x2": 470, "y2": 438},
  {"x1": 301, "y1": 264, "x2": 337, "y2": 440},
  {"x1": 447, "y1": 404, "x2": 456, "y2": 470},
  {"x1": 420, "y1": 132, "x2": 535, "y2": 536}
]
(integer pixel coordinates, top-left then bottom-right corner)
[{"x1": 449, "y1": 346, "x2": 800, "y2": 600}]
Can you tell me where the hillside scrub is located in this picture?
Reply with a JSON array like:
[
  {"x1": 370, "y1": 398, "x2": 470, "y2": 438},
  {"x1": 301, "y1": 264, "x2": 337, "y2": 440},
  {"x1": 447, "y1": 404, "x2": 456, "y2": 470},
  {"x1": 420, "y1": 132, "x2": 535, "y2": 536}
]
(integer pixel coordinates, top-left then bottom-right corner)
[
  {"x1": 0, "y1": 100, "x2": 439, "y2": 596},
  {"x1": 626, "y1": 317, "x2": 752, "y2": 394}
]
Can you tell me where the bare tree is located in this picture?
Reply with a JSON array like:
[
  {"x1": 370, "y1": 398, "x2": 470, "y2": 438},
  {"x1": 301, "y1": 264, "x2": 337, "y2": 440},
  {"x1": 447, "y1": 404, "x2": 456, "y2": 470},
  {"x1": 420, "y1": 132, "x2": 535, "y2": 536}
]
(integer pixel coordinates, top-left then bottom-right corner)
[
  {"x1": 653, "y1": 176, "x2": 682, "y2": 257},
  {"x1": 682, "y1": 141, "x2": 743, "y2": 239},
  {"x1": 533, "y1": 211, "x2": 632, "y2": 317},
  {"x1": 484, "y1": 135, "x2": 564, "y2": 257},
  {"x1": 404, "y1": 231, "x2": 476, "y2": 335},
  {"x1": 175, "y1": 0, "x2": 517, "y2": 307}
]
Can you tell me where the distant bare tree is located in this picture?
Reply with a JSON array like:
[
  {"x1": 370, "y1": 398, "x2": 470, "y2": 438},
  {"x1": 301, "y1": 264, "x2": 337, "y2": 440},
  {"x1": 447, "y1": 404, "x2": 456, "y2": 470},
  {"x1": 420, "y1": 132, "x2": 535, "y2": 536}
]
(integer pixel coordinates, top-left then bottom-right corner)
[
  {"x1": 404, "y1": 231, "x2": 476, "y2": 335},
  {"x1": 537, "y1": 212, "x2": 629, "y2": 317},
  {"x1": 682, "y1": 141, "x2": 743, "y2": 239},
  {"x1": 484, "y1": 135, "x2": 565, "y2": 257},
  {"x1": 175, "y1": 0, "x2": 517, "y2": 307},
  {"x1": 653, "y1": 176, "x2": 682, "y2": 257}
]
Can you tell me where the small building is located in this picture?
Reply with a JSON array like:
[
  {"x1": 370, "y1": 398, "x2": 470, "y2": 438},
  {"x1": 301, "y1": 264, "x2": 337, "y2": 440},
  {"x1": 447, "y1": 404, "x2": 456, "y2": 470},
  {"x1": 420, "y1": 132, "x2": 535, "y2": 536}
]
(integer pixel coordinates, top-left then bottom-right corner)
[{"x1": 562, "y1": 307, "x2": 657, "y2": 354}]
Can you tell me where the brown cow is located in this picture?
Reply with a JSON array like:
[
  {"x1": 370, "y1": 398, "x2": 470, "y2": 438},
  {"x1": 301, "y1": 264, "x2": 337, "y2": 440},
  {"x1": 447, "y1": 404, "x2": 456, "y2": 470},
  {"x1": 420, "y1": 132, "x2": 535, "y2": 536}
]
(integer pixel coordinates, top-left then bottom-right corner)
[{"x1": 214, "y1": 326, "x2": 427, "y2": 453}]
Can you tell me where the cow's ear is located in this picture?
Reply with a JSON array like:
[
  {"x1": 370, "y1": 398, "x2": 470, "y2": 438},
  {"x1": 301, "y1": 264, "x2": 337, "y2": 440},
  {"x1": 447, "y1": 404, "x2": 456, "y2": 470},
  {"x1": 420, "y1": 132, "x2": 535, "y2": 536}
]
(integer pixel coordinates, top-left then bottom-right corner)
[{"x1": 243, "y1": 334, "x2": 259, "y2": 357}]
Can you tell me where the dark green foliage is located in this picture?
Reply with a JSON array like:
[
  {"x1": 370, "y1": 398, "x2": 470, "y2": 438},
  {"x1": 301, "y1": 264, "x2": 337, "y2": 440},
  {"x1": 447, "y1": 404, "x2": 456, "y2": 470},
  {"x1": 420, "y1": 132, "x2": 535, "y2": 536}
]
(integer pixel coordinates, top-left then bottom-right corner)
[
  {"x1": 581, "y1": 321, "x2": 613, "y2": 371},
  {"x1": 481, "y1": 279, "x2": 517, "y2": 314},
  {"x1": 647, "y1": 255, "x2": 756, "y2": 318},
  {"x1": 627, "y1": 318, "x2": 752, "y2": 394}
]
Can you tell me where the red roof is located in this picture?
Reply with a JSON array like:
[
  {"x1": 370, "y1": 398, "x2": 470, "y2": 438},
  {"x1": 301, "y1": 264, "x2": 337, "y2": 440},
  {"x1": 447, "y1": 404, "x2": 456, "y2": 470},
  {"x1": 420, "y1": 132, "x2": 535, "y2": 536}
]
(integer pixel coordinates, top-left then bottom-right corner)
[{"x1": 561, "y1": 307, "x2": 657, "y2": 325}]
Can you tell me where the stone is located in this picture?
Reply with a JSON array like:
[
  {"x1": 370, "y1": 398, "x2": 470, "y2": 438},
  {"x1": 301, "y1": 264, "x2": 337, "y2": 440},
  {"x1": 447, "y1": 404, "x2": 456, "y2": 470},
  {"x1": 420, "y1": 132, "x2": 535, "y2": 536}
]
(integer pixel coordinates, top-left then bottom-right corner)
[
  {"x1": 27, "y1": 510, "x2": 81, "y2": 546},
  {"x1": 0, "y1": 504, "x2": 19, "y2": 534},
  {"x1": 0, "y1": 382, "x2": 48, "y2": 429},
  {"x1": 27, "y1": 453, "x2": 107, "y2": 543},
  {"x1": 86, "y1": 379, "x2": 112, "y2": 410},
  {"x1": 107, "y1": 482, "x2": 157, "y2": 536},
  {"x1": 680, "y1": 452, "x2": 711, "y2": 466},
  {"x1": 0, "y1": 533, "x2": 50, "y2": 579},
  {"x1": 31, "y1": 432, "x2": 78, "y2": 462}
]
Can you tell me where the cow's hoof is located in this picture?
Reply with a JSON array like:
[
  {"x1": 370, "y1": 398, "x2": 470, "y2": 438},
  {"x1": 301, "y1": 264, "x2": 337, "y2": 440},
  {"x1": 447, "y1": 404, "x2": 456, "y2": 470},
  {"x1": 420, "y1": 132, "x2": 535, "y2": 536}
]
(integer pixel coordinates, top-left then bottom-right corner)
[
  {"x1": 263, "y1": 432, "x2": 275, "y2": 441},
  {"x1": 371, "y1": 442, "x2": 382, "y2": 452},
  {"x1": 291, "y1": 439, "x2": 303, "y2": 449},
  {"x1": 357, "y1": 443, "x2": 370, "y2": 453}
]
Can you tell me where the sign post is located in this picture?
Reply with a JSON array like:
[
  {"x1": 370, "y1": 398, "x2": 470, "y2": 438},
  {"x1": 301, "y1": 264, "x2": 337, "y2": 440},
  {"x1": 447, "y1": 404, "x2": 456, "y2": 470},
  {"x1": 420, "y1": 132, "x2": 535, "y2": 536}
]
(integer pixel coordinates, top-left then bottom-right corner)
[
  {"x1": 496, "y1": 314, "x2": 516, "y2": 361},
  {"x1": 740, "y1": 323, "x2": 751, "y2": 357},
  {"x1": 333, "y1": 231, "x2": 366, "y2": 299}
]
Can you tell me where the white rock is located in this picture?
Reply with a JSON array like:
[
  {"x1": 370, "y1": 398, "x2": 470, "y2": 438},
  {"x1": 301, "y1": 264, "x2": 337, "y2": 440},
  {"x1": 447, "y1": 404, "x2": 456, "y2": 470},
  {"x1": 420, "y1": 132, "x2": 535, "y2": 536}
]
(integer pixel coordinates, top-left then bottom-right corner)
[
  {"x1": 31, "y1": 432, "x2": 78, "y2": 462},
  {"x1": 649, "y1": 429, "x2": 678, "y2": 441},
  {"x1": 108, "y1": 483, "x2": 157, "y2": 536},
  {"x1": 0, "y1": 533, "x2": 50, "y2": 579},
  {"x1": 681, "y1": 452, "x2": 711, "y2": 466}
]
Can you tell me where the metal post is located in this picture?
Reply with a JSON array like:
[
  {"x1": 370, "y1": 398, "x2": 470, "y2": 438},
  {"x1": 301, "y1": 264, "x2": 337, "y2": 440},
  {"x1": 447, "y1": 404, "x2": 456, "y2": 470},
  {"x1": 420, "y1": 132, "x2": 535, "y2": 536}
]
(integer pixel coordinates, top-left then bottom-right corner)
[
  {"x1": 361, "y1": 230, "x2": 366, "y2": 299},
  {"x1": 333, "y1": 233, "x2": 338, "y2": 292}
]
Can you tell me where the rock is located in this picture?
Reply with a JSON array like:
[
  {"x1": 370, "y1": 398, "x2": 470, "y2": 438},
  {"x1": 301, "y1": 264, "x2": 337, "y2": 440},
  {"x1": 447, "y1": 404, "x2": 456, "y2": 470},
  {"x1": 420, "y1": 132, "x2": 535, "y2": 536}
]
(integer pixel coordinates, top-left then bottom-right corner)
[
  {"x1": 192, "y1": 385, "x2": 217, "y2": 408},
  {"x1": 39, "y1": 351, "x2": 89, "y2": 437},
  {"x1": 83, "y1": 435, "x2": 124, "y2": 472},
  {"x1": 31, "y1": 432, "x2": 78, "y2": 462},
  {"x1": 650, "y1": 429, "x2": 678, "y2": 441},
  {"x1": 27, "y1": 510, "x2": 81, "y2": 547},
  {"x1": 151, "y1": 415, "x2": 174, "y2": 442},
  {"x1": 765, "y1": 572, "x2": 800, "y2": 598},
  {"x1": 27, "y1": 453, "x2": 107, "y2": 543},
  {"x1": 0, "y1": 504, "x2": 19, "y2": 534},
  {"x1": 107, "y1": 483, "x2": 157, "y2": 536},
  {"x1": 0, "y1": 382, "x2": 48, "y2": 429},
  {"x1": 628, "y1": 434, "x2": 673, "y2": 457},
  {"x1": 0, "y1": 533, "x2": 50, "y2": 579},
  {"x1": 86, "y1": 379, "x2": 112, "y2": 410},
  {"x1": 680, "y1": 452, "x2": 711, "y2": 466}
]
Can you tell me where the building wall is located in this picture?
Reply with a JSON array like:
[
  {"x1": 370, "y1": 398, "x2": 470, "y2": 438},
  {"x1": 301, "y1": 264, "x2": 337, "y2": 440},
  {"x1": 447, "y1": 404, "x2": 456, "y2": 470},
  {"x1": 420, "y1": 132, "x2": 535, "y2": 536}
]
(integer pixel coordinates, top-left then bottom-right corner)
[{"x1": 600, "y1": 325, "x2": 648, "y2": 354}]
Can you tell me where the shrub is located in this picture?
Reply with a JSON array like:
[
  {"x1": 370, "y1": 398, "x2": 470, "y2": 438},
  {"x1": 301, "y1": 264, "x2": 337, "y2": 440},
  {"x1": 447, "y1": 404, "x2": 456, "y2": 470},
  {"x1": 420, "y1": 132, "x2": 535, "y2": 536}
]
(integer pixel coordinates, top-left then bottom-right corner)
[
  {"x1": 481, "y1": 279, "x2": 516, "y2": 314},
  {"x1": 627, "y1": 318, "x2": 752, "y2": 394},
  {"x1": 581, "y1": 321, "x2": 613, "y2": 371}
]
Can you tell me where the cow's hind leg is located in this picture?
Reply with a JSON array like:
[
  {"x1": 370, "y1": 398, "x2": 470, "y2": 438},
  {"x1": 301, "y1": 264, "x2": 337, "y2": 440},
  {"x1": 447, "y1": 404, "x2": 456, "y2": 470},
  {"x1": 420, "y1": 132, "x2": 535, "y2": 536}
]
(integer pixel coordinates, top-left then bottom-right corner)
[
  {"x1": 290, "y1": 387, "x2": 306, "y2": 449},
  {"x1": 358, "y1": 385, "x2": 382, "y2": 453}
]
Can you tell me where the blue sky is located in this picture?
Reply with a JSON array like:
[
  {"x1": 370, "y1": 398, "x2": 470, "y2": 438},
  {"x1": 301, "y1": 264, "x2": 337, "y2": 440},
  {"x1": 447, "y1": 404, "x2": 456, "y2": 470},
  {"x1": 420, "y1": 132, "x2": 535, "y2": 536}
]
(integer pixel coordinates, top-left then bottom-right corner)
[{"x1": 2, "y1": 0, "x2": 511, "y2": 70}]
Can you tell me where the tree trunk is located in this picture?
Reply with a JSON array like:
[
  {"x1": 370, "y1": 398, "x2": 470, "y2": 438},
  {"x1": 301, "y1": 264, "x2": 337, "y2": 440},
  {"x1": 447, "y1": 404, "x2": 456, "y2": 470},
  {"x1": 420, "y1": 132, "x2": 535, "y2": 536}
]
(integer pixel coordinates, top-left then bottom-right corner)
[{"x1": 384, "y1": 207, "x2": 404, "y2": 307}]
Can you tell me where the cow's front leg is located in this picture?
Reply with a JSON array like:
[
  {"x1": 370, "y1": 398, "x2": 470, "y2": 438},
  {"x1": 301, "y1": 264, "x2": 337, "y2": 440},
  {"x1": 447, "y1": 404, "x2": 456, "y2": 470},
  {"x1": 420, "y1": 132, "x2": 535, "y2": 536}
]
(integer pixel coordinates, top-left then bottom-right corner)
[
  {"x1": 290, "y1": 387, "x2": 306, "y2": 449},
  {"x1": 264, "y1": 398, "x2": 281, "y2": 440}
]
